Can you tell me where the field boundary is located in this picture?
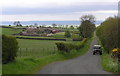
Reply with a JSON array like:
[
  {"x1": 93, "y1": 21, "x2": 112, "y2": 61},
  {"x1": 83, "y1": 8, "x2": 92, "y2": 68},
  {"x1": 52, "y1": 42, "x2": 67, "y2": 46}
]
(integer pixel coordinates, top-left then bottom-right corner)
[{"x1": 16, "y1": 37, "x2": 66, "y2": 41}]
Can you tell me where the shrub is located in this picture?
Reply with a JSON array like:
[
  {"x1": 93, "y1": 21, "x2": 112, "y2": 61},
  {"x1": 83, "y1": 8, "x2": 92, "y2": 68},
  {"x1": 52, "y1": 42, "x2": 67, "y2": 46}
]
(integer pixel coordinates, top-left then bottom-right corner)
[
  {"x1": 111, "y1": 48, "x2": 120, "y2": 59},
  {"x1": 2, "y1": 35, "x2": 19, "y2": 64},
  {"x1": 72, "y1": 34, "x2": 82, "y2": 41},
  {"x1": 75, "y1": 38, "x2": 87, "y2": 50},
  {"x1": 56, "y1": 42, "x2": 75, "y2": 52},
  {"x1": 64, "y1": 30, "x2": 71, "y2": 38},
  {"x1": 56, "y1": 38, "x2": 87, "y2": 52}
]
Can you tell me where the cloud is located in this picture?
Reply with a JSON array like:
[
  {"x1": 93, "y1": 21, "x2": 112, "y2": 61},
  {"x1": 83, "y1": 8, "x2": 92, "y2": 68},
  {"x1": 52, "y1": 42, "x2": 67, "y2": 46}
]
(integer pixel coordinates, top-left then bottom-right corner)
[
  {"x1": 1, "y1": 0, "x2": 119, "y2": 8},
  {"x1": 1, "y1": 0, "x2": 118, "y2": 21},
  {"x1": 2, "y1": 3, "x2": 117, "y2": 15},
  {"x1": 1, "y1": 10, "x2": 117, "y2": 22},
  {"x1": 74, "y1": 10, "x2": 118, "y2": 14}
]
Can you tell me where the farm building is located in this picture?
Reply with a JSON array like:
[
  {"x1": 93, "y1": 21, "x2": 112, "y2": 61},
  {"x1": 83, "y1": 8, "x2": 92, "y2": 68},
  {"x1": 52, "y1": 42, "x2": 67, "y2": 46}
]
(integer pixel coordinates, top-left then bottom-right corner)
[{"x1": 19, "y1": 27, "x2": 62, "y2": 36}]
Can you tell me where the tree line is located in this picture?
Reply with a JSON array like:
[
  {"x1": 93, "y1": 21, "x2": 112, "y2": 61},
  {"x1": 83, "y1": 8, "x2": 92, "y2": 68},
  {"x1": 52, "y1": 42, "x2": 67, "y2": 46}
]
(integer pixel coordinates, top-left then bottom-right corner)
[{"x1": 96, "y1": 16, "x2": 119, "y2": 53}]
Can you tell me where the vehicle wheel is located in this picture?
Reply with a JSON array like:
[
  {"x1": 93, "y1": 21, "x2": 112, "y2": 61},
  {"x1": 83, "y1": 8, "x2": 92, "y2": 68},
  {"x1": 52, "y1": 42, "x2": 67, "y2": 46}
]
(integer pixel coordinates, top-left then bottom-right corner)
[
  {"x1": 93, "y1": 52, "x2": 95, "y2": 55},
  {"x1": 99, "y1": 52, "x2": 102, "y2": 55}
]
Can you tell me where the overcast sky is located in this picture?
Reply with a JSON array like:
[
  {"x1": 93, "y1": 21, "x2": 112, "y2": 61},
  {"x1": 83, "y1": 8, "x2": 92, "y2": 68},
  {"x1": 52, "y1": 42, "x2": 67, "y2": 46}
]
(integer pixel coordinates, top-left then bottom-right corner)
[{"x1": 0, "y1": 0, "x2": 119, "y2": 21}]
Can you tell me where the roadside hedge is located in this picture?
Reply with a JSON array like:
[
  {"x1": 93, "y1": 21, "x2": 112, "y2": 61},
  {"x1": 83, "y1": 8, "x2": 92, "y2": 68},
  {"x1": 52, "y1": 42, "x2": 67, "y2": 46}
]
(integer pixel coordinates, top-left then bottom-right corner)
[
  {"x1": 56, "y1": 38, "x2": 87, "y2": 52},
  {"x1": 96, "y1": 16, "x2": 119, "y2": 53},
  {"x1": 2, "y1": 35, "x2": 19, "y2": 64}
]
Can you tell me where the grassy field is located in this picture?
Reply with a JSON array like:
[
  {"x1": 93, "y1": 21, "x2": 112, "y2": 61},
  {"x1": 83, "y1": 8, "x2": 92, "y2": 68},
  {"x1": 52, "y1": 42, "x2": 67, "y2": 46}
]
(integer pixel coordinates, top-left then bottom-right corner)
[
  {"x1": 17, "y1": 39, "x2": 57, "y2": 49},
  {"x1": 53, "y1": 32, "x2": 65, "y2": 38},
  {"x1": 1, "y1": 28, "x2": 22, "y2": 35},
  {"x1": 2, "y1": 36, "x2": 93, "y2": 74},
  {"x1": 17, "y1": 39, "x2": 58, "y2": 58},
  {"x1": 17, "y1": 39, "x2": 79, "y2": 58}
]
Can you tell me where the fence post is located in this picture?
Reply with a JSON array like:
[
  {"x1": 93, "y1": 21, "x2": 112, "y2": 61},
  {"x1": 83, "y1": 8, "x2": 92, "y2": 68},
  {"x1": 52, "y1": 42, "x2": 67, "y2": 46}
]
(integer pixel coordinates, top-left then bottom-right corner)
[
  {"x1": 48, "y1": 48, "x2": 49, "y2": 55},
  {"x1": 43, "y1": 48, "x2": 45, "y2": 56},
  {"x1": 26, "y1": 48, "x2": 27, "y2": 56},
  {"x1": 54, "y1": 47, "x2": 56, "y2": 54},
  {"x1": 20, "y1": 48, "x2": 21, "y2": 58}
]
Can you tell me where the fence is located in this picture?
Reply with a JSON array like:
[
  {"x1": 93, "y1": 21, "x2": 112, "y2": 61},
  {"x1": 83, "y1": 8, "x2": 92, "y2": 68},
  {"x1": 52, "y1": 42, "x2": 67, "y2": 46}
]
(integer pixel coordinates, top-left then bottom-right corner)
[{"x1": 17, "y1": 47, "x2": 58, "y2": 58}]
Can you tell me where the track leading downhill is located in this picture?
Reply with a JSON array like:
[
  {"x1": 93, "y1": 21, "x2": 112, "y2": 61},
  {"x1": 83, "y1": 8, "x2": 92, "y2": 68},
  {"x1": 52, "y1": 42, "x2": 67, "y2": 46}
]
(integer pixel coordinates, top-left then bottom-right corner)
[{"x1": 37, "y1": 33, "x2": 111, "y2": 74}]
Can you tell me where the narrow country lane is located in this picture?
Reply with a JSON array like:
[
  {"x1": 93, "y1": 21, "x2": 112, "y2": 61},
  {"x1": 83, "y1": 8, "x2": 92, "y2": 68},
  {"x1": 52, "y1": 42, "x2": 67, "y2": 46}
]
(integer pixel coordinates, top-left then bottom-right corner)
[{"x1": 37, "y1": 32, "x2": 111, "y2": 74}]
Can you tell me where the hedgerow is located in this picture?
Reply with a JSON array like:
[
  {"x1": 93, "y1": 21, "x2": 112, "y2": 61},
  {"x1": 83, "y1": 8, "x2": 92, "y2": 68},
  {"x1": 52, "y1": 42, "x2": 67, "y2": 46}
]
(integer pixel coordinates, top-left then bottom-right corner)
[
  {"x1": 2, "y1": 35, "x2": 19, "y2": 64},
  {"x1": 56, "y1": 38, "x2": 87, "y2": 52}
]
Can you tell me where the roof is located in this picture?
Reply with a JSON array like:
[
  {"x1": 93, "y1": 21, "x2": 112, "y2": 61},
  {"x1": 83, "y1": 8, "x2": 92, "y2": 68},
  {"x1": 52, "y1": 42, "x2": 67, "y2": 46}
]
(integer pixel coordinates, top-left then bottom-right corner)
[{"x1": 94, "y1": 45, "x2": 101, "y2": 47}]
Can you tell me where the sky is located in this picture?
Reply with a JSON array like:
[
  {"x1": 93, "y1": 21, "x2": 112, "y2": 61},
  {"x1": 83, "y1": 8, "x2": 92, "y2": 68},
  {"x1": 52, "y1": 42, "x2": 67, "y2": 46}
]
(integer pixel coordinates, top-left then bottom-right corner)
[{"x1": 0, "y1": 0, "x2": 119, "y2": 22}]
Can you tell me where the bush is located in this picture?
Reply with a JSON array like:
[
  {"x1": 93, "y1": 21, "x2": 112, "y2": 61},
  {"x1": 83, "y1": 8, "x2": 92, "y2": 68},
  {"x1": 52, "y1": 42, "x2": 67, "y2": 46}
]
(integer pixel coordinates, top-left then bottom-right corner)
[
  {"x1": 75, "y1": 38, "x2": 87, "y2": 50},
  {"x1": 56, "y1": 42, "x2": 75, "y2": 52},
  {"x1": 64, "y1": 30, "x2": 71, "y2": 38},
  {"x1": 72, "y1": 34, "x2": 82, "y2": 41},
  {"x1": 2, "y1": 35, "x2": 19, "y2": 64},
  {"x1": 56, "y1": 38, "x2": 87, "y2": 52}
]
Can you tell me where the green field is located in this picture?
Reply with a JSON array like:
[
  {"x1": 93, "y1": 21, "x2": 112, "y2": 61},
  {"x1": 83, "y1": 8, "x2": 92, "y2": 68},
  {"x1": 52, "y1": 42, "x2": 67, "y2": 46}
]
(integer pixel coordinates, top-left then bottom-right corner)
[
  {"x1": 17, "y1": 39, "x2": 59, "y2": 58},
  {"x1": 17, "y1": 39, "x2": 57, "y2": 49},
  {"x1": 1, "y1": 28, "x2": 22, "y2": 35},
  {"x1": 53, "y1": 32, "x2": 65, "y2": 38},
  {"x1": 17, "y1": 39, "x2": 79, "y2": 58}
]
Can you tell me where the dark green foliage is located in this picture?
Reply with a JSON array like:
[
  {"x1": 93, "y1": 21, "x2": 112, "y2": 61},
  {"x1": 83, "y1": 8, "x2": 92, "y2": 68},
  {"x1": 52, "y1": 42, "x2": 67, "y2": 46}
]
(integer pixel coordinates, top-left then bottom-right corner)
[
  {"x1": 64, "y1": 30, "x2": 71, "y2": 38},
  {"x1": 13, "y1": 21, "x2": 22, "y2": 27},
  {"x1": 9, "y1": 25, "x2": 11, "y2": 26},
  {"x1": 72, "y1": 34, "x2": 82, "y2": 41},
  {"x1": 70, "y1": 25, "x2": 74, "y2": 29},
  {"x1": 56, "y1": 42, "x2": 75, "y2": 52},
  {"x1": 2, "y1": 35, "x2": 19, "y2": 64},
  {"x1": 56, "y1": 38, "x2": 87, "y2": 52},
  {"x1": 79, "y1": 15, "x2": 96, "y2": 38},
  {"x1": 96, "y1": 16, "x2": 119, "y2": 53},
  {"x1": 75, "y1": 38, "x2": 87, "y2": 50}
]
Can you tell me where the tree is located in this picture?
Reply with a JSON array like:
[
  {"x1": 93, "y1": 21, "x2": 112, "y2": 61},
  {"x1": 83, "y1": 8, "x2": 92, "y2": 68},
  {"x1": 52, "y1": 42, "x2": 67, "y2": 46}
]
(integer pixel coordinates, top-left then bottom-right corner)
[
  {"x1": 64, "y1": 30, "x2": 71, "y2": 38},
  {"x1": 79, "y1": 15, "x2": 96, "y2": 38},
  {"x1": 52, "y1": 24, "x2": 57, "y2": 27},
  {"x1": 34, "y1": 23, "x2": 38, "y2": 26},
  {"x1": 70, "y1": 25, "x2": 74, "y2": 29},
  {"x1": 80, "y1": 15, "x2": 95, "y2": 23},
  {"x1": 96, "y1": 16, "x2": 119, "y2": 53},
  {"x1": 9, "y1": 25, "x2": 11, "y2": 26},
  {"x1": 65, "y1": 25, "x2": 68, "y2": 29},
  {"x1": 13, "y1": 21, "x2": 22, "y2": 27}
]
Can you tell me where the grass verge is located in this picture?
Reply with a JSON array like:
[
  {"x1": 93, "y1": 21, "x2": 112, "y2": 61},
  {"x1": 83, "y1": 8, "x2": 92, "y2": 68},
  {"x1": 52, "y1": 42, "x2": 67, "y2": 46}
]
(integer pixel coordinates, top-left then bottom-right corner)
[
  {"x1": 3, "y1": 37, "x2": 93, "y2": 74},
  {"x1": 98, "y1": 40, "x2": 120, "y2": 73}
]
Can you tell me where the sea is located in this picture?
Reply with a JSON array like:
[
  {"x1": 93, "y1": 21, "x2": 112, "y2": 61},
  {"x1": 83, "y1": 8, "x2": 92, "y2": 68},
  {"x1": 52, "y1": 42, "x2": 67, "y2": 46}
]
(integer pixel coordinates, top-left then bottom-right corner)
[{"x1": 0, "y1": 21, "x2": 102, "y2": 26}]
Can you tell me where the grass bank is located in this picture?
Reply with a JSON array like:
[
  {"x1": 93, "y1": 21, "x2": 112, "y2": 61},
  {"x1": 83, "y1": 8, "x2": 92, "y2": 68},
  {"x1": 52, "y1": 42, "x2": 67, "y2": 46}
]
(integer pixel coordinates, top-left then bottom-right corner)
[
  {"x1": 3, "y1": 37, "x2": 93, "y2": 74},
  {"x1": 98, "y1": 40, "x2": 120, "y2": 73},
  {"x1": 101, "y1": 52, "x2": 119, "y2": 73}
]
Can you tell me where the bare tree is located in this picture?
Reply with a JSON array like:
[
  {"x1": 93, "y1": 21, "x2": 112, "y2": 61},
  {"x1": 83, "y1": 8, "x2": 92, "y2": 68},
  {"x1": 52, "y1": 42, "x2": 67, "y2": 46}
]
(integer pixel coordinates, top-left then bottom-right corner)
[{"x1": 80, "y1": 15, "x2": 95, "y2": 23}]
